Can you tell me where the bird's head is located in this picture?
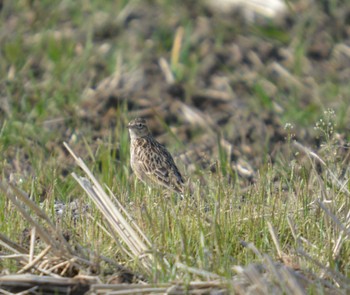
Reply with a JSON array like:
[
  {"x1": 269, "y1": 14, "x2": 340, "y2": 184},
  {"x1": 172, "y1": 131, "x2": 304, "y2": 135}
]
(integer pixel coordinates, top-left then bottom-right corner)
[{"x1": 127, "y1": 118, "x2": 151, "y2": 139}]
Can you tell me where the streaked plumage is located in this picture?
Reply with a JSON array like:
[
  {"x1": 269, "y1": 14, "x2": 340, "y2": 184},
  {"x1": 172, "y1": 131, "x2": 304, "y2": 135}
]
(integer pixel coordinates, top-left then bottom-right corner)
[{"x1": 127, "y1": 118, "x2": 184, "y2": 194}]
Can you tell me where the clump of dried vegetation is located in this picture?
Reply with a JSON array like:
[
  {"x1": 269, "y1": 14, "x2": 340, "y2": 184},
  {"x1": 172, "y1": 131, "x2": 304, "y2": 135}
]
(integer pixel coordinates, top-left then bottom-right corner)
[{"x1": 0, "y1": 0, "x2": 349, "y2": 294}]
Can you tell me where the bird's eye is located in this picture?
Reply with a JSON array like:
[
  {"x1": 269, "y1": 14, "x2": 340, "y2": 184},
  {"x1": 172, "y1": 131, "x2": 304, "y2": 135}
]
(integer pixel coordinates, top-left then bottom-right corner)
[{"x1": 137, "y1": 123, "x2": 143, "y2": 128}]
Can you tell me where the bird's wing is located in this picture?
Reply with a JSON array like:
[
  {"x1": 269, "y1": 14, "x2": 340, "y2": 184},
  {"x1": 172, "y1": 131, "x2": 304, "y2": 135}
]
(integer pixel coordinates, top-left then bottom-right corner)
[{"x1": 141, "y1": 145, "x2": 184, "y2": 193}]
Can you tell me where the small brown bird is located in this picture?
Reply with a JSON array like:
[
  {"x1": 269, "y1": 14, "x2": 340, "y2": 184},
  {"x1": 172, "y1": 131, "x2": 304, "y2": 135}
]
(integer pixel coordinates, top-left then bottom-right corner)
[{"x1": 127, "y1": 118, "x2": 184, "y2": 195}]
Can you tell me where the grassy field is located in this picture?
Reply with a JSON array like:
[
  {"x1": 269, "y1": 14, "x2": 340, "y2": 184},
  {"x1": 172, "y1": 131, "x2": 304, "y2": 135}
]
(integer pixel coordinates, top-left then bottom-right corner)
[{"x1": 0, "y1": 0, "x2": 349, "y2": 294}]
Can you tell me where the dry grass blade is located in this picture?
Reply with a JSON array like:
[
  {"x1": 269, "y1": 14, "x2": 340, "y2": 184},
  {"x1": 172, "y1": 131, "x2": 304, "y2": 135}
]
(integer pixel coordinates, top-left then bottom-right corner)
[
  {"x1": 296, "y1": 248, "x2": 350, "y2": 287},
  {"x1": 177, "y1": 101, "x2": 217, "y2": 131},
  {"x1": 264, "y1": 255, "x2": 304, "y2": 295},
  {"x1": 0, "y1": 181, "x2": 73, "y2": 258},
  {"x1": 87, "y1": 211, "x2": 135, "y2": 259},
  {"x1": 9, "y1": 184, "x2": 57, "y2": 224},
  {"x1": 0, "y1": 287, "x2": 16, "y2": 295},
  {"x1": 239, "y1": 264, "x2": 270, "y2": 294},
  {"x1": 0, "y1": 181, "x2": 101, "y2": 277},
  {"x1": 171, "y1": 26, "x2": 184, "y2": 69},
  {"x1": 90, "y1": 281, "x2": 226, "y2": 295},
  {"x1": 0, "y1": 274, "x2": 96, "y2": 295},
  {"x1": 0, "y1": 233, "x2": 27, "y2": 254},
  {"x1": 294, "y1": 141, "x2": 350, "y2": 274},
  {"x1": 175, "y1": 262, "x2": 222, "y2": 280},
  {"x1": 269, "y1": 62, "x2": 305, "y2": 90},
  {"x1": 293, "y1": 141, "x2": 350, "y2": 195},
  {"x1": 233, "y1": 259, "x2": 309, "y2": 295},
  {"x1": 71, "y1": 175, "x2": 143, "y2": 258},
  {"x1": 103, "y1": 287, "x2": 168, "y2": 294},
  {"x1": 208, "y1": 0, "x2": 287, "y2": 18},
  {"x1": 29, "y1": 227, "x2": 36, "y2": 263},
  {"x1": 267, "y1": 222, "x2": 283, "y2": 259},
  {"x1": 63, "y1": 142, "x2": 154, "y2": 273},
  {"x1": 286, "y1": 216, "x2": 302, "y2": 249},
  {"x1": 0, "y1": 243, "x2": 60, "y2": 277},
  {"x1": 240, "y1": 241, "x2": 263, "y2": 259},
  {"x1": 18, "y1": 246, "x2": 52, "y2": 274},
  {"x1": 0, "y1": 234, "x2": 54, "y2": 276},
  {"x1": 14, "y1": 285, "x2": 39, "y2": 295},
  {"x1": 317, "y1": 200, "x2": 350, "y2": 238},
  {"x1": 105, "y1": 186, "x2": 152, "y2": 247},
  {"x1": 159, "y1": 57, "x2": 175, "y2": 84},
  {"x1": 333, "y1": 206, "x2": 350, "y2": 259}
]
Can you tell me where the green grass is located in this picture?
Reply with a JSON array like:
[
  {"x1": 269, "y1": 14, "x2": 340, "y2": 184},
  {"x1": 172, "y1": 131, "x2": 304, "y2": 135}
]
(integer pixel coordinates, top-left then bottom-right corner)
[{"x1": 0, "y1": 0, "x2": 349, "y2": 293}]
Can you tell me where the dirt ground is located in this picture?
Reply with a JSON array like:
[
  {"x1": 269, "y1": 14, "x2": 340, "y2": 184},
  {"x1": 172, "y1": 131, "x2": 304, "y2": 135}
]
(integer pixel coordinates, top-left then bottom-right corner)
[
  {"x1": 1, "y1": 1, "x2": 350, "y2": 183},
  {"x1": 77, "y1": 1, "x2": 350, "y2": 182}
]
